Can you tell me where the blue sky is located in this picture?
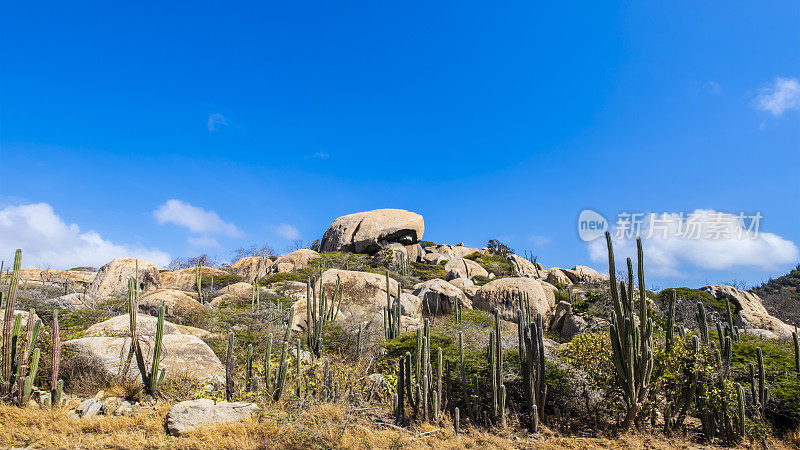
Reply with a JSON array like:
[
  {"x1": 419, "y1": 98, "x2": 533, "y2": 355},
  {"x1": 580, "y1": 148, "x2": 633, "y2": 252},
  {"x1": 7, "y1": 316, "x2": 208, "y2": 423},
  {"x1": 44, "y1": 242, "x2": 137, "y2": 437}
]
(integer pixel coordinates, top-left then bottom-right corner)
[{"x1": 1, "y1": 1, "x2": 798, "y2": 290}]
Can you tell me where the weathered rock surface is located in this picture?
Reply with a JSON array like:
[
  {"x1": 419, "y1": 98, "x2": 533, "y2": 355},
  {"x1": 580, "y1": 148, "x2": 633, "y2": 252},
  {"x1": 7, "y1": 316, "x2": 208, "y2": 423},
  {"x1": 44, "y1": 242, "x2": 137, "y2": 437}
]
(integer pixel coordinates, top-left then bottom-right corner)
[
  {"x1": 545, "y1": 268, "x2": 573, "y2": 286},
  {"x1": 444, "y1": 258, "x2": 488, "y2": 280},
  {"x1": 425, "y1": 244, "x2": 478, "y2": 260},
  {"x1": 139, "y1": 289, "x2": 205, "y2": 316},
  {"x1": 166, "y1": 398, "x2": 258, "y2": 436},
  {"x1": 66, "y1": 314, "x2": 224, "y2": 384},
  {"x1": 472, "y1": 277, "x2": 557, "y2": 322},
  {"x1": 413, "y1": 278, "x2": 472, "y2": 315},
  {"x1": 320, "y1": 209, "x2": 424, "y2": 253},
  {"x1": 507, "y1": 254, "x2": 541, "y2": 278},
  {"x1": 549, "y1": 301, "x2": 588, "y2": 339},
  {"x1": 87, "y1": 258, "x2": 161, "y2": 300},
  {"x1": 561, "y1": 265, "x2": 607, "y2": 285},
  {"x1": 701, "y1": 285, "x2": 794, "y2": 339},
  {"x1": 291, "y1": 269, "x2": 422, "y2": 333},
  {"x1": 271, "y1": 249, "x2": 319, "y2": 273},
  {"x1": 227, "y1": 256, "x2": 273, "y2": 282},
  {"x1": 160, "y1": 266, "x2": 229, "y2": 291},
  {"x1": 19, "y1": 268, "x2": 96, "y2": 288},
  {"x1": 448, "y1": 277, "x2": 475, "y2": 290}
]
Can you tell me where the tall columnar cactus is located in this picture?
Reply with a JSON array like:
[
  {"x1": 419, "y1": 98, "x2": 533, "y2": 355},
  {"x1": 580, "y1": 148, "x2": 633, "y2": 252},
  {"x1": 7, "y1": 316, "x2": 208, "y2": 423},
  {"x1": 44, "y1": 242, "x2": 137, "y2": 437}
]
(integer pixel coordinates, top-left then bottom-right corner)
[
  {"x1": 518, "y1": 308, "x2": 546, "y2": 428},
  {"x1": 2, "y1": 249, "x2": 22, "y2": 395},
  {"x1": 665, "y1": 290, "x2": 676, "y2": 354},
  {"x1": 12, "y1": 309, "x2": 42, "y2": 404},
  {"x1": 725, "y1": 298, "x2": 739, "y2": 342},
  {"x1": 245, "y1": 343, "x2": 254, "y2": 392},
  {"x1": 396, "y1": 354, "x2": 405, "y2": 423},
  {"x1": 793, "y1": 327, "x2": 799, "y2": 374},
  {"x1": 264, "y1": 333, "x2": 274, "y2": 396},
  {"x1": 605, "y1": 233, "x2": 654, "y2": 431},
  {"x1": 21, "y1": 348, "x2": 40, "y2": 404},
  {"x1": 751, "y1": 347, "x2": 769, "y2": 418},
  {"x1": 356, "y1": 323, "x2": 363, "y2": 360},
  {"x1": 384, "y1": 272, "x2": 401, "y2": 340},
  {"x1": 51, "y1": 310, "x2": 62, "y2": 408},
  {"x1": 226, "y1": 332, "x2": 235, "y2": 400},
  {"x1": 454, "y1": 295, "x2": 463, "y2": 324},
  {"x1": 307, "y1": 275, "x2": 342, "y2": 357},
  {"x1": 696, "y1": 302, "x2": 709, "y2": 345},
  {"x1": 273, "y1": 340, "x2": 289, "y2": 401},
  {"x1": 129, "y1": 277, "x2": 166, "y2": 396},
  {"x1": 736, "y1": 383, "x2": 746, "y2": 438},
  {"x1": 195, "y1": 259, "x2": 203, "y2": 303}
]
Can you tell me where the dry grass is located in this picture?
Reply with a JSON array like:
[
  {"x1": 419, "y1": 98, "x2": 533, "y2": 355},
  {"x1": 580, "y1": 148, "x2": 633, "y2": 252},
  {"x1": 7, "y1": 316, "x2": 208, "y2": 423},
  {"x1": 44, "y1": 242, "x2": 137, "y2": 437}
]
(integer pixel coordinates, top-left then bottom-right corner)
[{"x1": 0, "y1": 402, "x2": 796, "y2": 450}]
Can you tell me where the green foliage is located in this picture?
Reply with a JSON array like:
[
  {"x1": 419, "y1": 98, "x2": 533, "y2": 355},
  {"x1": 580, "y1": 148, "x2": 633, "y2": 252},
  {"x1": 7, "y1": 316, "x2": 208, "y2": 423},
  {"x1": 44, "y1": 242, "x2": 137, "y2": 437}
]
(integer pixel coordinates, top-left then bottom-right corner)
[
  {"x1": 560, "y1": 331, "x2": 616, "y2": 394},
  {"x1": 465, "y1": 252, "x2": 516, "y2": 278},
  {"x1": 410, "y1": 261, "x2": 448, "y2": 282},
  {"x1": 486, "y1": 240, "x2": 513, "y2": 257},
  {"x1": 658, "y1": 287, "x2": 727, "y2": 312},
  {"x1": 201, "y1": 273, "x2": 243, "y2": 288},
  {"x1": 460, "y1": 309, "x2": 493, "y2": 327}
]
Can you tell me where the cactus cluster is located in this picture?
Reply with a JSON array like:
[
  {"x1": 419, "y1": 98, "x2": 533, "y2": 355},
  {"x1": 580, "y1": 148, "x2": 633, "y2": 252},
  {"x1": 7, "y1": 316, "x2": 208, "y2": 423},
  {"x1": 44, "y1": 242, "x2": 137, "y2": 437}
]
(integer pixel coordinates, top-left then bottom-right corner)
[
  {"x1": 605, "y1": 233, "x2": 654, "y2": 431},
  {"x1": 306, "y1": 275, "x2": 342, "y2": 357},
  {"x1": 383, "y1": 272, "x2": 401, "y2": 340},
  {"x1": 394, "y1": 318, "x2": 443, "y2": 425},
  {"x1": 1, "y1": 250, "x2": 46, "y2": 406},
  {"x1": 517, "y1": 308, "x2": 546, "y2": 431}
]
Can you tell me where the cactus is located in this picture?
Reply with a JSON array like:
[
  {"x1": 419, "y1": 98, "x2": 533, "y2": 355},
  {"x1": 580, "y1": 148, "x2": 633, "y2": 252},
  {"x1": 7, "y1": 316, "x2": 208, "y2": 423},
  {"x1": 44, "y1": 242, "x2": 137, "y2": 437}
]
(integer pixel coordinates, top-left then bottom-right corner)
[
  {"x1": 384, "y1": 272, "x2": 401, "y2": 340},
  {"x1": 605, "y1": 233, "x2": 654, "y2": 431},
  {"x1": 273, "y1": 340, "x2": 289, "y2": 401},
  {"x1": 195, "y1": 259, "x2": 203, "y2": 303},
  {"x1": 51, "y1": 310, "x2": 62, "y2": 408},
  {"x1": 665, "y1": 290, "x2": 676, "y2": 354},
  {"x1": 725, "y1": 298, "x2": 739, "y2": 341},
  {"x1": 226, "y1": 332, "x2": 235, "y2": 400},
  {"x1": 307, "y1": 275, "x2": 342, "y2": 357},
  {"x1": 245, "y1": 343, "x2": 254, "y2": 392},
  {"x1": 283, "y1": 306, "x2": 295, "y2": 343},
  {"x1": 736, "y1": 383, "x2": 746, "y2": 438},
  {"x1": 128, "y1": 278, "x2": 166, "y2": 396},
  {"x1": 295, "y1": 338, "x2": 302, "y2": 397},
  {"x1": 518, "y1": 308, "x2": 546, "y2": 429},
  {"x1": 793, "y1": 327, "x2": 799, "y2": 374},
  {"x1": 454, "y1": 295, "x2": 462, "y2": 324},
  {"x1": 454, "y1": 407, "x2": 460, "y2": 434},
  {"x1": 21, "y1": 348, "x2": 39, "y2": 403},
  {"x1": 396, "y1": 354, "x2": 405, "y2": 423},
  {"x1": 264, "y1": 333, "x2": 274, "y2": 396},
  {"x1": 499, "y1": 384, "x2": 506, "y2": 427},
  {"x1": 696, "y1": 302, "x2": 709, "y2": 345},
  {"x1": 531, "y1": 405, "x2": 539, "y2": 433},
  {"x1": 2, "y1": 249, "x2": 22, "y2": 395},
  {"x1": 752, "y1": 347, "x2": 769, "y2": 417}
]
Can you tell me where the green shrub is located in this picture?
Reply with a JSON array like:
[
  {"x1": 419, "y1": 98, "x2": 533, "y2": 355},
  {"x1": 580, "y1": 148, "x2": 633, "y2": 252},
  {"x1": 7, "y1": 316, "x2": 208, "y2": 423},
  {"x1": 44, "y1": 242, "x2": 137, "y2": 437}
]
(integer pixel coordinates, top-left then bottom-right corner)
[
  {"x1": 411, "y1": 261, "x2": 448, "y2": 281},
  {"x1": 465, "y1": 252, "x2": 516, "y2": 278}
]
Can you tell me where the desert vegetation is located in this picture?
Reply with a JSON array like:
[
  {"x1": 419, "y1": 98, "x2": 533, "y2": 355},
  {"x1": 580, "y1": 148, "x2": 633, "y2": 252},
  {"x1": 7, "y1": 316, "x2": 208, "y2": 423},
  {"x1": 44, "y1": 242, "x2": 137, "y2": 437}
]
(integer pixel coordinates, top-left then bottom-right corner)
[{"x1": 0, "y1": 209, "x2": 798, "y2": 449}]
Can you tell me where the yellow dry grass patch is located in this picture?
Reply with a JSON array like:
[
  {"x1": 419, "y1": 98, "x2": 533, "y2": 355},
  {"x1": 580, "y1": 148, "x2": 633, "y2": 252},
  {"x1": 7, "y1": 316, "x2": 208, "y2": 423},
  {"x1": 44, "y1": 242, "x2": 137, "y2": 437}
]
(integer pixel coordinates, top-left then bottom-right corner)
[{"x1": 0, "y1": 403, "x2": 795, "y2": 449}]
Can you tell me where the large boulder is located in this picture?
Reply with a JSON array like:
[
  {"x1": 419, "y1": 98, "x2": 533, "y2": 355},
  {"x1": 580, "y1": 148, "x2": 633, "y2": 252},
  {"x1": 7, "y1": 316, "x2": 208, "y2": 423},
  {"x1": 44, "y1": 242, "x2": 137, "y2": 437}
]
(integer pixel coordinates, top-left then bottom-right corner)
[
  {"x1": 508, "y1": 254, "x2": 541, "y2": 278},
  {"x1": 561, "y1": 265, "x2": 607, "y2": 285},
  {"x1": 549, "y1": 301, "x2": 589, "y2": 339},
  {"x1": 545, "y1": 268, "x2": 573, "y2": 286},
  {"x1": 139, "y1": 289, "x2": 205, "y2": 317},
  {"x1": 444, "y1": 258, "x2": 488, "y2": 280},
  {"x1": 290, "y1": 269, "x2": 422, "y2": 334},
  {"x1": 413, "y1": 279, "x2": 472, "y2": 315},
  {"x1": 227, "y1": 256, "x2": 273, "y2": 282},
  {"x1": 166, "y1": 399, "x2": 258, "y2": 436},
  {"x1": 270, "y1": 249, "x2": 319, "y2": 273},
  {"x1": 472, "y1": 277, "x2": 557, "y2": 322},
  {"x1": 160, "y1": 266, "x2": 229, "y2": 291},
  {"x1": 425, "y1": 244, "x2": 479, "y2": 260},
  {"x1": 87, "y1": 258, "x2": 161, "y2": 300},
  {"x1": 65, "y1": 314, "x2": 225, "y2": 384},
  {"x1": 700, "y1": 286, "x2": 794, "y2": 339},
  {"x1": 319, "y1": 209, "x2": 424, "y2": 254},
  {"x1": 19, "y1": 268, "x2": 96, "y2": 289}
]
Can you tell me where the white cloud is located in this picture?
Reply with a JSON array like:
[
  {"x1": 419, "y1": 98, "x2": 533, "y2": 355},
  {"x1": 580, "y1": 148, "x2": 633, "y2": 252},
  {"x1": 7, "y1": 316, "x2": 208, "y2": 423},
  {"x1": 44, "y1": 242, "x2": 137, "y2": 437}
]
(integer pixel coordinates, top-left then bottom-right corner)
[
  {"x1": 0, "y1": 203, "x2": 170, "y2": 269},
  {"x1": 207, "y1": 113, "x2": 228, "y2": 131},
  {"x1": 587, "y1": 209, "x2": 798, "y2": 277},
  {"x1": 752, "y1": 77, "x2": 800, "y2": 117},
  {"x1": 701, "y1": 81, "x2": 721, "y2": 95},
  {"x1": 187, "y1": 236, "x2": 221, "y2": 250},
  {"x1": 154, "y1": 200, "x2": 243, "y2": 238},
  {"x1": 529, "y1": 235, "x2": 551, "y2": 246},
  {"x1": 312, "y1": 152, "x2": 330, "y2": 159},
  {"x1": 274, "y1": 223, "x2": 300, "y2": 240}
]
